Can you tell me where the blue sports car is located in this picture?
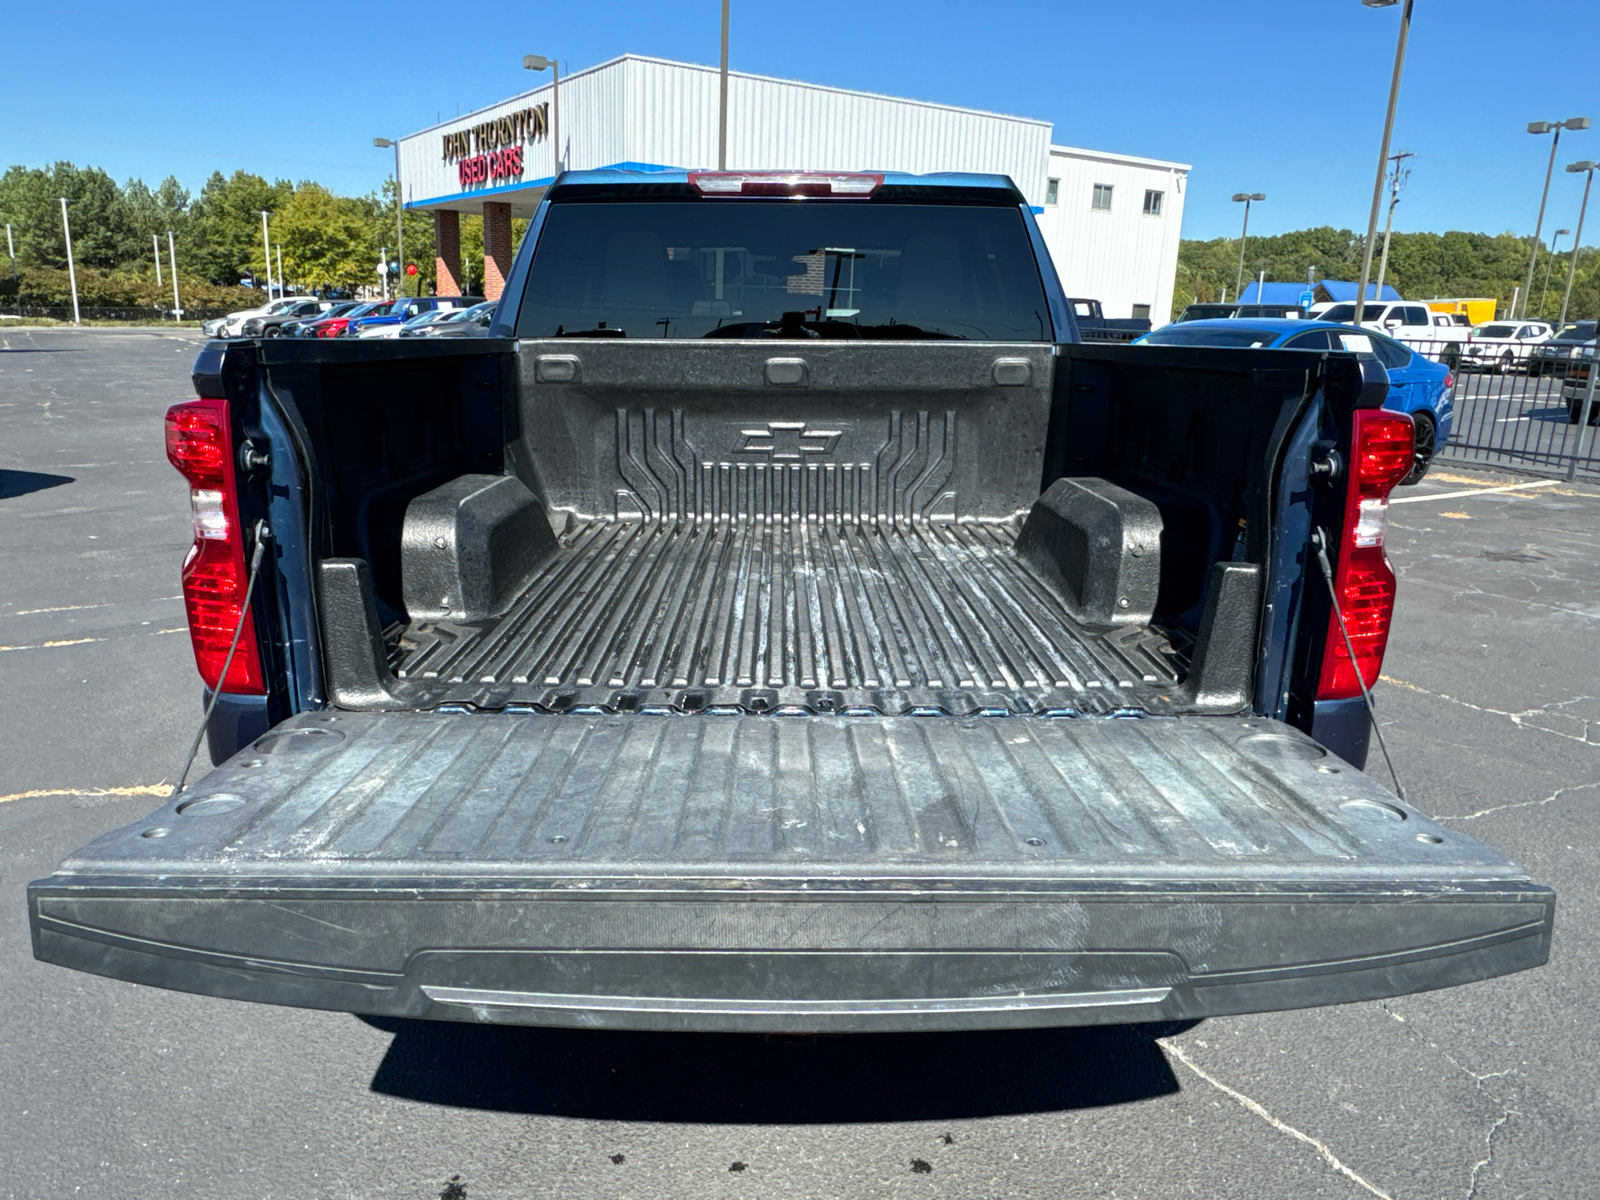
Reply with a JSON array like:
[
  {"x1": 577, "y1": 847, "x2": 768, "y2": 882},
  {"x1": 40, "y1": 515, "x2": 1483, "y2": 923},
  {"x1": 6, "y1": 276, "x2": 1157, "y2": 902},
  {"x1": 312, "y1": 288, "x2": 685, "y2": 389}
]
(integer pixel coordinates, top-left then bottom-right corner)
[{"x1": 1137, "y1": 318, "x2": 1453, "y2": 483}]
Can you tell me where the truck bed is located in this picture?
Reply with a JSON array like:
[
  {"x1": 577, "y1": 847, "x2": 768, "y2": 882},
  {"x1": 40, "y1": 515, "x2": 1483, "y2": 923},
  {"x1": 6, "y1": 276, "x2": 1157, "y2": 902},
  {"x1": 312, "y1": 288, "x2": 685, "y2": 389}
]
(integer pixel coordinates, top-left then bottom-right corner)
[{"x1": 391, "y1": 514, "x2": 1183, "y2": 716}]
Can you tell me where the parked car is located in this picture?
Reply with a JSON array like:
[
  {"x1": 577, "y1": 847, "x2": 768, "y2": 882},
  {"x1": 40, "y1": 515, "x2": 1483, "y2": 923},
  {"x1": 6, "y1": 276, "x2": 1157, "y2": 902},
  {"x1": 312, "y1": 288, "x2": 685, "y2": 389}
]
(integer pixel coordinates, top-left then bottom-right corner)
[
  {"x1": 301, "y1": 300, "x2": 395, "y2": 339},
  {"x1": 279, "y1": 300, "x2": 364, "y2": 338},
  {"x1": 240, "y1": 299, "x2": 337, "y2": 339},
  {"x1": 1136, "y1": 317, "x2": 1452, "y2": 484},
  {"x1": 33, "y1": 169, "x2": 1550, "y2": 1037},
  {"x1": 345, "y1": 295, "x2": 476, "y2": 337},
  {"x1": 1175, "y1": 303, "x2": 1240, "y2": 322},
  {"x1": 399, "y1": 300, "x2": 498, "y2": 337},
  {"x1": 1527, "y1": 321, "x2": 1598, "y2": 377},
  {"x1": 203, "y1": 296, "x2": 318, "y2": 339},
  {"x1": 359, "y1": 307, "x2": 466, "y2": 340},
  {"x1": 1453, "y1": 321, "x2": 1555, "y2": 373}
]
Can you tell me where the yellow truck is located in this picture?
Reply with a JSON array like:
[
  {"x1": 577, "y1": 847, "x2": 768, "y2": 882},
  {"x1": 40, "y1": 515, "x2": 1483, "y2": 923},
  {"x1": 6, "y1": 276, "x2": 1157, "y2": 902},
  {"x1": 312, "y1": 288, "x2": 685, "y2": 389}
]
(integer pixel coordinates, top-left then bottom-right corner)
[{"x1": 1427, "y1": 298, "x2": 1498, "y2": 325}]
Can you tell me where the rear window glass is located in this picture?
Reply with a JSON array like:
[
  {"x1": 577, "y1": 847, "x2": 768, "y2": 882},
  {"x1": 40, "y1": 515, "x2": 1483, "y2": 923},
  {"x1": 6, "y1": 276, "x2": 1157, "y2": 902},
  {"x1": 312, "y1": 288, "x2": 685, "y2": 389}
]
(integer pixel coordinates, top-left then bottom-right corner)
[
  {"x1": 515, "y1": 201, "x2": 1052, "y2": 341},
  {"x1": 1139, "y1": 325, "x2": 1283, "y2": 348}
]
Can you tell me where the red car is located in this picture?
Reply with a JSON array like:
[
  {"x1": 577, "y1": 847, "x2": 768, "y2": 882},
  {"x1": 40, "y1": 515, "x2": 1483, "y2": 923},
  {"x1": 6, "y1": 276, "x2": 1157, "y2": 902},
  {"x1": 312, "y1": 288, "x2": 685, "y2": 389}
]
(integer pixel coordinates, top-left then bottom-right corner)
[{"x1": 301, "y1": 300, "x2": 396, "y2": 338}]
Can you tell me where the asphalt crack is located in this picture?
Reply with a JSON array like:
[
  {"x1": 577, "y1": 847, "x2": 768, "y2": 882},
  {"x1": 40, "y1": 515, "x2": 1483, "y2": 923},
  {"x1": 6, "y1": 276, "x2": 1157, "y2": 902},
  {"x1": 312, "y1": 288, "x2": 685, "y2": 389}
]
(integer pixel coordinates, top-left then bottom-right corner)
[{"x1": 1160, "y1": 1039, "x2": 1395, "y2": 1200}]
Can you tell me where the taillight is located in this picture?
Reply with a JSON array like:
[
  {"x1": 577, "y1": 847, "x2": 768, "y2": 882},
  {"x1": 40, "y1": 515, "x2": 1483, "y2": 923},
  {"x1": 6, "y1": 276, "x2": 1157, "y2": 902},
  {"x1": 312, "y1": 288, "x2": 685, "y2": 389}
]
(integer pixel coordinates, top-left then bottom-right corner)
[
  {"x1": 1316, "y1": 410, "x2": 1415, "y2": 700},
  {"x1": 1442, "y1": 371, "x2": 1454, "y2": 391},
  {"x1": 688, "y1": 171, "x2": 884, "y2": 197},
  {"x1": 165, "y1": 398, "x2": 266, "y2": 695}
]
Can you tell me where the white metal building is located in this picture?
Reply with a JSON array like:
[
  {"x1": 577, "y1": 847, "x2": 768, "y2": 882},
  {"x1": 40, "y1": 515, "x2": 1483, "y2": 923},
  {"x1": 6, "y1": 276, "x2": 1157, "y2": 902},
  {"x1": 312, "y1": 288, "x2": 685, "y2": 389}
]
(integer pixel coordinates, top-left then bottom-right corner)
[{"x1": 398, "y1": 54, "x2": 1188, "y2": 318}]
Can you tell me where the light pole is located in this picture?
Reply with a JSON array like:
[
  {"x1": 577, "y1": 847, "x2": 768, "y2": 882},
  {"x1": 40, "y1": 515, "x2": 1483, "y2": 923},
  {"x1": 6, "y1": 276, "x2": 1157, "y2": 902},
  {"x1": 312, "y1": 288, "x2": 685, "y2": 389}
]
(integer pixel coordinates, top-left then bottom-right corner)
[
  {"x1": 1540, "y1": 228, "x2": 1570, "y2": 320},
  {"x1": 1232, "y1": 193, "x2": 1265, "y2": 300},
  {"x1": 1558, "y1": 161, "x2": 1597, "y2": 328},
  {"x1": 719, "y1": 0, "x2": 730, "y2": 169},
  {"x1": 259, "y1": 210, "x2": 273, "y2": 298},
  {"x1": 59, "y1": 198, "x2": 80, "y2": 326},
  {"x1": 153, "y1": 233, "x2": 162, "y2": 287},
  {"x1": 1353, "y1": 0, "x2": 1413, "y2": 328},
  {"x1": 522, "y1": 56, "x2": 562, "y2": 173},
  {"x1": 277, "y1": 245, "x2": 285, "y2": 298},
  {"x1": 168, "y1": 231, "x2": 182, "y2": 321},
  {"x1": 1520, "y1": 117, "x2": 1591, "y2": 318},
  {"x1": 1374, "y1": 149, "x2": 1414, "y2": 301},
  {"x1": 373, "y1": 138, "x2": 404, "y2": 292},
  {"x1": 5, "y1": 223, "x2": 14, "y2": 276}
]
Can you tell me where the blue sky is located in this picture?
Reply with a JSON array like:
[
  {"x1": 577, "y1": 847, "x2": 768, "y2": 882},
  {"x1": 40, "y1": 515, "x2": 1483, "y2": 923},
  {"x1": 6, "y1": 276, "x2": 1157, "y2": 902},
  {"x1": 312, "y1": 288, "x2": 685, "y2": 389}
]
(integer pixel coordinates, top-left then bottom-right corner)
[{"x1": 5, "y1": 1, "x2": 1599, "y2": 242}]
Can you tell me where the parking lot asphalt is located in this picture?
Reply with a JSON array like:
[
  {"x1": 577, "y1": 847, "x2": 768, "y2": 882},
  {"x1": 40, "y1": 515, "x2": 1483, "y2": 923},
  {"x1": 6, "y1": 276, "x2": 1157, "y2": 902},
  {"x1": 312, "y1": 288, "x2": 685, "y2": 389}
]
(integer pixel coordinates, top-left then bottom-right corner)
[{"x1": 2, "y1": 327, "x2": 1596, "y2": 1200}]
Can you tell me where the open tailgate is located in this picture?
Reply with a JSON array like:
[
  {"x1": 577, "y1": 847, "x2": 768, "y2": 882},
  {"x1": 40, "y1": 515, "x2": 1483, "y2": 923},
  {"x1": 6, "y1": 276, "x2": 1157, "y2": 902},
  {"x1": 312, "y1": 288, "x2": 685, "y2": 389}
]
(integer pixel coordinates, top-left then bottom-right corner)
[{"x1": 30, "y1": 711, "x2": 1552, "y2": 1032}]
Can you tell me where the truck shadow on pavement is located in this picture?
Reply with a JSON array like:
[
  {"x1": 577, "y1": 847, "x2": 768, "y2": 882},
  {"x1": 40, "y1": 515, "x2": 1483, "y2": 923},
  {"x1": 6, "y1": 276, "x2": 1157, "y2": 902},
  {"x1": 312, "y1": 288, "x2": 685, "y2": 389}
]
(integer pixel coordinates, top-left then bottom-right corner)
[
  {"x1": 0, "y1": 471, "x2": 74, "y2": 499},
  {"x1": 364, "y1": 1018, "x2": 1194, "y2": 1122}
]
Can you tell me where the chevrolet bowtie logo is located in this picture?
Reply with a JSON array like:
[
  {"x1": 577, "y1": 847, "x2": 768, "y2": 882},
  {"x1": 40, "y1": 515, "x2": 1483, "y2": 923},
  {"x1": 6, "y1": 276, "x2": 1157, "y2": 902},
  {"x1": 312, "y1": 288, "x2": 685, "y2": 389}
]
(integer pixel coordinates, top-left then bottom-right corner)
[{"x1": 735, "y1": 421, "x2": 842, "y2": 459}]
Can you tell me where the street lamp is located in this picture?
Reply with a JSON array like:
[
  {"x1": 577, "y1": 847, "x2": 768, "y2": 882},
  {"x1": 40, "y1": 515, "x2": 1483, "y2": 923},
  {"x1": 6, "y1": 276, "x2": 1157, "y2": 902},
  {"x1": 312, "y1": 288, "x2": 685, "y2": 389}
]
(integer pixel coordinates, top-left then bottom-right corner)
[
  {"x1": 1519, "y1": 118, "x2": 1590, "y2": 318},
  {"x1": 1539, "y1": 228, "x2": 1570, "y2": 320},
  {"x1": 373, "y1": 138, "x2": 404, "y2": 295},
  {"x1": 522, "y1": 56, "x2": 562, "y2": 173},
  {"x1": 1232, "y1": 193, "x2": 1265, "y2": 300},
  {"x1": 1353, "y1": 0, "x2": 1413, "y2": 328},
  {"x1": 1558, "y1": 162, "x2": 1597, "y2": 328}
]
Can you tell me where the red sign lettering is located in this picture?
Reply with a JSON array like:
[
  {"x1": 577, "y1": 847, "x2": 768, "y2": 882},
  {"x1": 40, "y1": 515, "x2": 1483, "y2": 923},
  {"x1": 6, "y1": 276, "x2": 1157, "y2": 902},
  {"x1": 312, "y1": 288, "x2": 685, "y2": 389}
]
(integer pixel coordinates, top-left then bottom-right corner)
[{"x1": 458, "y1": 146, "x2": 524, "y2": 189}]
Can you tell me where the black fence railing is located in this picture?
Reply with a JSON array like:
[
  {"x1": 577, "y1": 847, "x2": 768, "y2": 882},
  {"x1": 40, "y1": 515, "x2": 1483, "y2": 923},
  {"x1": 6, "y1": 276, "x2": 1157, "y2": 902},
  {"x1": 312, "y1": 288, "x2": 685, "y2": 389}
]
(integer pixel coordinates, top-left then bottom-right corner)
[
  {"x1": 1395, "y1": 335, "x2": 1600, "y2": 482},
  {"x1": 0, "y1": 304, "x2": 238, "y2": 322}
]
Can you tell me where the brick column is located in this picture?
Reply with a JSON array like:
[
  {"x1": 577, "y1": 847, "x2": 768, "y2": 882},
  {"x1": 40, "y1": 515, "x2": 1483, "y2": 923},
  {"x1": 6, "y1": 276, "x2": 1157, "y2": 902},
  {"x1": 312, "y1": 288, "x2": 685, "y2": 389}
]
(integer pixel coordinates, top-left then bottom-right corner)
[
  {"x1": 433, "y1": 210, "x2": 462, "y2": 297},
  {"x1": 483, "y1": 201, "x2": 513, "y2": 301}
]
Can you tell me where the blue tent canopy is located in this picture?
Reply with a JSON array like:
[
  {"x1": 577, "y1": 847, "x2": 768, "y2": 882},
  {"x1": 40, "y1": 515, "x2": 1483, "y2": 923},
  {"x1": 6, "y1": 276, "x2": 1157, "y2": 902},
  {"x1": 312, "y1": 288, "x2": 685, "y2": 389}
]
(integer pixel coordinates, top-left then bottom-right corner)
[{"x1": 1237, "y1": 280, "x2": 1403, "y2": 304}]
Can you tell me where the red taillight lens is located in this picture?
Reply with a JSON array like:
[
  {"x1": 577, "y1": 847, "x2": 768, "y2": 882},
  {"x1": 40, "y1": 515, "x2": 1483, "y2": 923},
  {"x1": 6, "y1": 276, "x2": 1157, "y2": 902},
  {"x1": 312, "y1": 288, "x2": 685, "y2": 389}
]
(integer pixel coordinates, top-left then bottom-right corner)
[
  {"x1": 1317, "y1": 409, "x2": 1415, "y2": 700},
  {"x1": 165, "y1": 398, "x2": 266, "y2": 695}
]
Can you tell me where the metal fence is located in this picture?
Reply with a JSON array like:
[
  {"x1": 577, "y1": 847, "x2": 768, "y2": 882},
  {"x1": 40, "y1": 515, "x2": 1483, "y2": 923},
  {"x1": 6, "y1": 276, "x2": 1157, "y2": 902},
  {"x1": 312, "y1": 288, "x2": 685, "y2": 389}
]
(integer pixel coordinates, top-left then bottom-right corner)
[
  {"x1": 0, "y1": 304, "x2": 237, "y2": 323},
  {"x1": 1394, "y1": 336, "x2": 1600, "y2": 483}
]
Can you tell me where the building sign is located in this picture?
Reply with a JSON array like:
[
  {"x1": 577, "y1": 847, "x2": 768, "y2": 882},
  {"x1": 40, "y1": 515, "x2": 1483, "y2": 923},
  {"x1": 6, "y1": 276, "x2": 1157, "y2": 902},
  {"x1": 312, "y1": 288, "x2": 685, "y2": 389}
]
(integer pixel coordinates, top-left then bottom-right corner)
[
  {"x1": 458, "y1": 147, "x2": 525, "y2": 187},
  {"x1": 443, "y1": 103, "x2": 548, "y2": 190},
  {"x1": 442, "y1": 104, "x2": 548, "y2": 163}
]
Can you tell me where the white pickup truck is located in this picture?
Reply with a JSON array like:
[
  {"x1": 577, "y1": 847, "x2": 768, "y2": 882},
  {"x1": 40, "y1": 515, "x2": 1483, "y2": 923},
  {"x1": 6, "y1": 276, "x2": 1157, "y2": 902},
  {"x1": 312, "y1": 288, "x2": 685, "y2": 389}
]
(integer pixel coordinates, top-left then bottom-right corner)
[{"x1": 1318, "y1": 302, "x2": 1474, "y2": 365}]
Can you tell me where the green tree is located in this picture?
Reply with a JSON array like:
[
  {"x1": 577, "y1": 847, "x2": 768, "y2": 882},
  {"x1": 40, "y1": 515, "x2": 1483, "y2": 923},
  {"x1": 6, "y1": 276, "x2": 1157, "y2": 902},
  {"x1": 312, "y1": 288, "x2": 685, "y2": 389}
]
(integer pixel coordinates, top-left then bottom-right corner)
[
  {"x1": 274, "y1": 184, "x2": 377, "y2": 293},
  {"x1": 183, "y1": 170, "x2": 292, "y2": 286}
]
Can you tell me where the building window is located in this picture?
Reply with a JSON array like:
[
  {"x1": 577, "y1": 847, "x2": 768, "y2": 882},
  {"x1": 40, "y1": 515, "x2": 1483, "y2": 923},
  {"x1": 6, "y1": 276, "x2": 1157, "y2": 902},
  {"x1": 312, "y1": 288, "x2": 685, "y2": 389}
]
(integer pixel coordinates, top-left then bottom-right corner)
[
  {"x1": 1132, "y1": 304, "x2": 1152, "y2": 320},
  {"x1": 1045, "y1": 178, "x2": 1059, "y2": 206},
  {"x1": 1143, "y1": 189, "x2": 1164, "y2": 216},
  {"x1": 1091, "y1": 184, "x2": 1113, "y2": 212}
]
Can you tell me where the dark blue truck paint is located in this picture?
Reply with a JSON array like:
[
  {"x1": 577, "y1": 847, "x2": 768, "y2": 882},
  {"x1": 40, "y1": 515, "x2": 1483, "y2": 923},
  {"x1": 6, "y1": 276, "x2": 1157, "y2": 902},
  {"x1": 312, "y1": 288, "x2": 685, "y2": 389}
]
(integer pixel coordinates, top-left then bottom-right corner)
[{"x1": 30, "y1": 170, "x2": 1549, "y2": 1033}]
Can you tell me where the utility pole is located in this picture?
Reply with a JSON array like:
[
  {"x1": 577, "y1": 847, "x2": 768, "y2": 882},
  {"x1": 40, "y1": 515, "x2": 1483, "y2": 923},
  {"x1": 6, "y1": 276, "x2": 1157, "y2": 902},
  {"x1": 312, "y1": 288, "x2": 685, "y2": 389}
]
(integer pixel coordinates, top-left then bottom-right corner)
[
  {"x1": 59, "y1": 198, "x2": 80, "y2": 326},
  {"x1": 277, "y1": 246, "x2": 285, "y2": 298},
  {"x1": 5, "y1": 224, "x2": 14, "y2": 276},
  {"x1": 260, "y1": 211, "x2": 273, "y2": 298},
  {"x1": 168, "y1": 231, "x2": 182, "y2": 320},
  {"x1": 153, "y1": 234, "x2": 162, "y2": 287},
  {"x1": 1353, "y1": 0, "x2": 1413, "y2": 328},
  {"x1": 1374, "y1": 150, "x2": 1414, "y2": 301},
  {"x1": 719, "y1": 0, "x2": 731, "y2": 169}
]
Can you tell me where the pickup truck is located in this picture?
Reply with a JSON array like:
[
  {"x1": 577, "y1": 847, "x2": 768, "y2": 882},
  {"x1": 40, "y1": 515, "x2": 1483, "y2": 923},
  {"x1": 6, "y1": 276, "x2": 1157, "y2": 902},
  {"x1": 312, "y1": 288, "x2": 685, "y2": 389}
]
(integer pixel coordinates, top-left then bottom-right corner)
[
  {"x1": 30, "y1": 170, "x2": 1552, "y2": 1034},
  {"x1": 1067, "y1": 297, "x2": 1151, "y2": 342}
]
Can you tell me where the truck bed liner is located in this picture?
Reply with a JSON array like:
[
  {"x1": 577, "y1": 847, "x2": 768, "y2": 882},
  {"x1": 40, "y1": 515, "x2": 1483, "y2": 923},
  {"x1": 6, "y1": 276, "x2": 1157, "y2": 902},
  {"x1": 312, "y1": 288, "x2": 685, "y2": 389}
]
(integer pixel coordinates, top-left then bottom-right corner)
[
  {"x1": 30, "y1": 711, "x2": 1552, "y2": 1031},
  {"x1": 392, "y1": 516, "x2": 1183, "y2": 716}
]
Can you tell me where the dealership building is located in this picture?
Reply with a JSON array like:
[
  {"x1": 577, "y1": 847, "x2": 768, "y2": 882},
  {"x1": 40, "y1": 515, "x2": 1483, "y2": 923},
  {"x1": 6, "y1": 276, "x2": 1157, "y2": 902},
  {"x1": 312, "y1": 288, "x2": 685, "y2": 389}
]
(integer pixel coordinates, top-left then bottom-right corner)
[{"x1": 398, "y1": 55, "x2": 1189, "y2": 319}]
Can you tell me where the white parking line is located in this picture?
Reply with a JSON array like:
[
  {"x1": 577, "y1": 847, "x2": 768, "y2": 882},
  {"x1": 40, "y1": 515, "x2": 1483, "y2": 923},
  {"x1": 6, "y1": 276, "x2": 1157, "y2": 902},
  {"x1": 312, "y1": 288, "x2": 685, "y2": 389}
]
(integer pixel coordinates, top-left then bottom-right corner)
[{"x1": 1390, "y1": 480, "x2": 1561, "y2": 504}]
